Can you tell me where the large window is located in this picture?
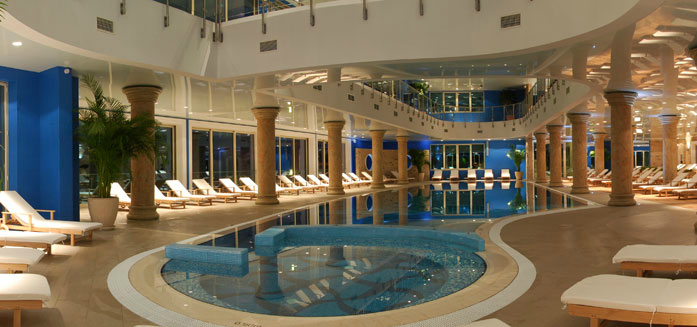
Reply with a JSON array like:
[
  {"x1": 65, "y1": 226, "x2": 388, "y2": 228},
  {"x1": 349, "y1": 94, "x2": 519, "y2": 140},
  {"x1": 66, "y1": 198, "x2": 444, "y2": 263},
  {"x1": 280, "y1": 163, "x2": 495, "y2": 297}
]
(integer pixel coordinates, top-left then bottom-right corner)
[
  {"x1": 634, "y1": 150, "x2": 649, "y2": 167},
  {"x1": 155, "y1": 126, "x2": 175, "y2": 188},
  {"x1": 192, "y1": 129, "x2": 255, "y2": 184},
  {"x1": 275, "y1": 137, "x2": 308, "y2": 177},
  {"x1": 318, "y1": 141, "x2": 328, "y2": 175},
  {"x1": 429, "y1": 92, "x2": 485, "y2": 112},
  {"x1": 431, "y1": 189, "x2": 486, "y2": 216},
  {"x1": 430, "y1": 143, "x2": 486, "y2": 169}
]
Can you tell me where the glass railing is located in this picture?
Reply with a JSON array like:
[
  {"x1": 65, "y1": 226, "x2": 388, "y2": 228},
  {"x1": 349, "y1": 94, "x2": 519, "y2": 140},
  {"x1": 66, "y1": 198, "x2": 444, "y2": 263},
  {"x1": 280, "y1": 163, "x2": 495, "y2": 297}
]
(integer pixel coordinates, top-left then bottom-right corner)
[
  {"x1": 429, "y1": 103, "x2": 526, "y2": 123},
  {"x1": 154, "y1": 0, "x2": 337, "y2": 22}
]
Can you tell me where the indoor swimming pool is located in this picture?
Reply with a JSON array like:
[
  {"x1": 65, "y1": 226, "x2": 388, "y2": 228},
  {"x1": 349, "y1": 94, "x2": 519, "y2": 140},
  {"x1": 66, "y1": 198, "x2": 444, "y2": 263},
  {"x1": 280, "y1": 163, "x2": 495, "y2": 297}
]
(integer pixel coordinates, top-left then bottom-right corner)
[{"x1": 158, "y1": 181, "x2": 588, "y2": 318}]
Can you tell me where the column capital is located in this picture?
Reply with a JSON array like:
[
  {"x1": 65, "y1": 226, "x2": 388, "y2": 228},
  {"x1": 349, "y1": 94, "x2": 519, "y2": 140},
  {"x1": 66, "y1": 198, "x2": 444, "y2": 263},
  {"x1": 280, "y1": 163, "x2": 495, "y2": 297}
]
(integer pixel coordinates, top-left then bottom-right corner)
[
  {"x1": 567, "y1": 112, "x2": 591, "y2": 124},
  {"x1": 252, "y1": 107, "x2": 280, "y2": 120},
  {"x1": 546, "y1": 125, "x2": 564, "y2": 134},
  {"x1": 369, "y1": 129, "x2": 386, "y2": 138},
  {"x1": 122, "y1": 85, "x2": 162, "y2": 103},
  {"x1": 658, "y1": 114, "x2": 680, "y2": 125},
  {"x1": 395, "y1": 135, "x2": 409, "y2": 141},
  {"x1": 324, "y1": 120, "x2": 345, "y2": 130},
  {"x1": 603, "y1": 91, "x2": 638, "y2": 106}
]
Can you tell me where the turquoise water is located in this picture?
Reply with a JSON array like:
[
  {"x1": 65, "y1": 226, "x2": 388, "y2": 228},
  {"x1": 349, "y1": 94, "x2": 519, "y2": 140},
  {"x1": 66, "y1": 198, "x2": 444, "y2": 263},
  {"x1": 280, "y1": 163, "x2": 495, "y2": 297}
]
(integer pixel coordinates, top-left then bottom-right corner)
[{"x1": 161, "y1": 182, "x2": 586, "y2": 317}]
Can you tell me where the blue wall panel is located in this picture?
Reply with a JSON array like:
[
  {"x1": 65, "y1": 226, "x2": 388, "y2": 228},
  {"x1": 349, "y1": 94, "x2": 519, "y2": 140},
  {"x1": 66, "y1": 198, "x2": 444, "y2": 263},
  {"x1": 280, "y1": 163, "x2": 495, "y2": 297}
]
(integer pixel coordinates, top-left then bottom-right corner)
[{"x1": 0, "y1": 65, "x2": 77, "y2": 221}]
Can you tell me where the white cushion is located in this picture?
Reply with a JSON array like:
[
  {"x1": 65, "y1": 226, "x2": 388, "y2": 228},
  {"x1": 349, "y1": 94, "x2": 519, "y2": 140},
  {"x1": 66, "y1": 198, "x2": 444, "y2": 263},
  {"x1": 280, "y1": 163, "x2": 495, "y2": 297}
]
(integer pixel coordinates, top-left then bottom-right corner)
[
  {"x1": 0, "y1": 230, "x2": 67, "y2": 244},
  {"x1": 0, "y1": 247, "x2": 45, "y2": 265},
  {"x1": 0, "y1": 274, "x2": 50, "y2": 302},
  {"x1": 561, "y1": 274, "x2": 670, "y2": 312},
  {"x1": 613, "y1": 244, "x2": 697, "y2": 264},
  {"x1": 33, "y1": 220, "x2": 102, "y2": 233},
  {"x1": 658, "y1": 279, "x2": 697, "y2": 314},
  {"x1": 461, "y1": 319, "x2": 510, "y2": 327},
  {"x1": 0, "y1": 191, "x2": 102, "y2": 232}
]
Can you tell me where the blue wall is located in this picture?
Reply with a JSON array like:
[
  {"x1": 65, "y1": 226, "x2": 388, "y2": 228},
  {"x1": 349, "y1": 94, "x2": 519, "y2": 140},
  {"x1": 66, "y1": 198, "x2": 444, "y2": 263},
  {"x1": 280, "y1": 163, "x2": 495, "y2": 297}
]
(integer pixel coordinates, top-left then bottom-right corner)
[{"x1": 0, "y1": 65, "x2": 78, "y2": 221}]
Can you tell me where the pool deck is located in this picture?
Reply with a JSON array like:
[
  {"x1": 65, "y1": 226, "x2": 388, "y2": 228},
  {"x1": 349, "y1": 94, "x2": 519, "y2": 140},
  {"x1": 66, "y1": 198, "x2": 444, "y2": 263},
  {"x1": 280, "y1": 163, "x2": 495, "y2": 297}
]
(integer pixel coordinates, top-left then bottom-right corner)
[{"x1": 4, "y1": 181, "x2": 695, "y2": 327}]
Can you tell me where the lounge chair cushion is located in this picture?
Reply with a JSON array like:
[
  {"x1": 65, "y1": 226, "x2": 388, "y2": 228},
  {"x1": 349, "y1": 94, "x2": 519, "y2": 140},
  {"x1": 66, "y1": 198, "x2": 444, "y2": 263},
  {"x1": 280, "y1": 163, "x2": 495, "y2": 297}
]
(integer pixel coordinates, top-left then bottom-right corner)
[
  {"x1": 613, "y1": 244, "x2": 697, "y2": 264},
  {"x1": 0, "y1": 247, "x2": 45, "y2": 265},
  {"x1": 0, "y1": 230, "x2": 67, "y2": 244},
  {"x1": 0, "y1": 191, "x2": 103, "y2": 232},
  {"x1": 0, "y1": 274, "x2": 51, "y2": 302},
  {"x1": 33, "y1": 220, "x2": 102, "y2": 232},
  {"x1": 460, "y1": 319, "x2": 510, "y2": 327},
  {"x1": 561, "y1": 274, "x2": 671, "y2": 312},
  {"x1": 658, "y1": 280, "x2": 697, "y2": 314}
]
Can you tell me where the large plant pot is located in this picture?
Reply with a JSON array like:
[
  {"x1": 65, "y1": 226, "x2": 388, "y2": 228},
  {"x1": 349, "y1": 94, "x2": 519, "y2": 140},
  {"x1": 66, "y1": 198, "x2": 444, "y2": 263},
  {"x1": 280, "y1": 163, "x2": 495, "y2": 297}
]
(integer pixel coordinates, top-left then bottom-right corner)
[
  {"x1": 418, "y1": 172, "x2": 426, "y2": 182},
  {"x1": 88, "y1": 197, "x2": 119, "y2": 230},
  {"x1": 515, "y1": 171, "x2": 524, "y2": 180}
]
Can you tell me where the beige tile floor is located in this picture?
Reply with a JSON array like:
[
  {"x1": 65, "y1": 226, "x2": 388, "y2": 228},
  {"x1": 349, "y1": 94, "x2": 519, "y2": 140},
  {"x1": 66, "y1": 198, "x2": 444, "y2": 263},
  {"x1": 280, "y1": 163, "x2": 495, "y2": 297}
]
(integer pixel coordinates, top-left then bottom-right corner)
[{"x1": 5, "y1": 181, "x2": 697, "y2": 327}]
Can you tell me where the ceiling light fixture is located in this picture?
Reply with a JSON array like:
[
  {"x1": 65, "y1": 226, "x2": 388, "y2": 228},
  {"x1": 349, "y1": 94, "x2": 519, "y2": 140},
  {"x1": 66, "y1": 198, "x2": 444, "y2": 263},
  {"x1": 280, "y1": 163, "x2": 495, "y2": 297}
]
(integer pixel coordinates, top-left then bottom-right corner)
[{"x1": 11, "y1": 41, "x2": 22, "y2": 47}]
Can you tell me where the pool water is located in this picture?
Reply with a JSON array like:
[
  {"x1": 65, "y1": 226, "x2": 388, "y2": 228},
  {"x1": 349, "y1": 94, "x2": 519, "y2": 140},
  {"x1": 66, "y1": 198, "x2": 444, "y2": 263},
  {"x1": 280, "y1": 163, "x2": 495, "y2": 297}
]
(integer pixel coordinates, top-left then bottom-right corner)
[{"x1": 160, "y1": 182, "x2": 587, "y2": 317}]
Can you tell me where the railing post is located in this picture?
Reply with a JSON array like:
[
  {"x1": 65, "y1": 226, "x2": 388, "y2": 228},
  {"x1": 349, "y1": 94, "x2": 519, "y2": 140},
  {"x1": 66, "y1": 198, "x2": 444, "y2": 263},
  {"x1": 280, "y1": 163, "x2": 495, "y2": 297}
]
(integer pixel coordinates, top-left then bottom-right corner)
[
  {"x1": 201, "y1": 0, "x2": 207, "y2": 38},
  {"x1": 419, "y1": 0, "x2": 424, "y2": 16},
  {"x1": 164, "y1": 0, "x2": 170, "y2": 27},
  {"x1": 120, "y1": 0, "x2": 126, "y2": 15},
  {"x1": 363, "y1": 0, "x2": 368, "y2": 20},
  {"x1": 310, "y1": 0, "x2": 315, "y2": 26},
  {"x1": 262, "y1": 0, "x2": 267, "y2": 34}
]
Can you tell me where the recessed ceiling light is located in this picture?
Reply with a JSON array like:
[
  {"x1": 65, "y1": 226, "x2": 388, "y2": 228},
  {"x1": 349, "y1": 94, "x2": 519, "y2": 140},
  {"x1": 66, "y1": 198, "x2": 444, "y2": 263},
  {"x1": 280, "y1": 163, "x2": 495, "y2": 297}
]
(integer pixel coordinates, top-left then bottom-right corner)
[{"x1": 11, "y1": 41, "x2": 22, "y2": 47}]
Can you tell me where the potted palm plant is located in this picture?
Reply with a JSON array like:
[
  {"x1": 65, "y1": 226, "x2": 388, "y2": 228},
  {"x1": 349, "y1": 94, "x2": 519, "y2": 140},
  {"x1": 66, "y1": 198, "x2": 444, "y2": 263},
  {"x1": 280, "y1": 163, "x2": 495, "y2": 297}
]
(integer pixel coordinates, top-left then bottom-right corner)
[
  {"x1": 408, "y1": 148, "x2": 430, "y2": 182},
  {"x1": 507, "y1": 144, "x2": 526, "y2": 180},
  {"x1": 77, "y1": 75, "x2": 159, "y2": 228}
]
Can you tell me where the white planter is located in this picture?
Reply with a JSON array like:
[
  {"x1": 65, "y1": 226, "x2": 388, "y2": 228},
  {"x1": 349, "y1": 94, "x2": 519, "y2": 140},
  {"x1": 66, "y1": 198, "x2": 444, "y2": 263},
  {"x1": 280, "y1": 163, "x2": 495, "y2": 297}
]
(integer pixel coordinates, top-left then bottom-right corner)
[{"x1": 88, "y1": 197, "x2": 119, "y2": 229}]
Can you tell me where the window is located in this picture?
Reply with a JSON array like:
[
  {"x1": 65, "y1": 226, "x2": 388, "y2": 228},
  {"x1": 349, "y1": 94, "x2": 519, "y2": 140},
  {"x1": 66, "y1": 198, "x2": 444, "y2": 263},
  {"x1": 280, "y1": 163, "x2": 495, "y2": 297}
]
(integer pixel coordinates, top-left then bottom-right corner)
[
  {"x1": 430, "y1": 189, "x2": 487, "y2": 216},
  {"x1": 236, "y1": 133, "x2": 255, "y2": 180},
  {"x1": 431, "y1": 143, "x2": 486, "y2": 169},
  {"x1": 275, "y1": 137, "x2": 308, "y2": 177},
  {"x1": 444, "y1": 93, "x2": 457, "y2": 112},
  {"x1": 213, "y1": 131, "x2": 235, "y2": 180},
  {"x1": 191, "y1": 129, "x2": 211, "y2": 183},
  {"x1": 155, "y1": 126, "x2": 175, "y2": 189},
  {"x1": 318, "y1": 141, "x2": 327, "y2": 175},
  {"x1": 192, "y1": 129, "x2": 256, "y2": 185},
  {"x1": 634, "y1": 150, "x2": 649, "y2": 167},
  {"x1": 428, "y1": 92, "x2": 485, "y2": 112}
]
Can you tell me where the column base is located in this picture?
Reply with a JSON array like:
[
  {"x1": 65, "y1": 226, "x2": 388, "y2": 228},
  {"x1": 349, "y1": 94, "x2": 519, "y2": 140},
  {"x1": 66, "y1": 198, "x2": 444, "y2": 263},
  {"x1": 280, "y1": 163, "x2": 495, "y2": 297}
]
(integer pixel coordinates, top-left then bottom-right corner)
[
  {"x1": 535, "y1": 179, "x2": 547, "y2": 184},
  {"x1": 398, "y1": 180, "x2": 409, "y2": 185},
  {"x1": 570, "y1": 186, "x2": 590, "y2": 194},
  {"x1": 127, "y1": 205, "x2": 159, "y2": 221},
  {"x1": 371, "y1": 183, "x2": 385, "y2": 189},
  {"x1": 548, "y1": 181, "x2": 564, "y2": 187},
  {"x1": 255, "y1": 195, "x2": 280, "y2": 205},
  {"x1": 327, "y1": 187, "x2": 345, "y2": 196},
  {"x1": 608, "y1": 194, "x2": 636, "y2": 206}
]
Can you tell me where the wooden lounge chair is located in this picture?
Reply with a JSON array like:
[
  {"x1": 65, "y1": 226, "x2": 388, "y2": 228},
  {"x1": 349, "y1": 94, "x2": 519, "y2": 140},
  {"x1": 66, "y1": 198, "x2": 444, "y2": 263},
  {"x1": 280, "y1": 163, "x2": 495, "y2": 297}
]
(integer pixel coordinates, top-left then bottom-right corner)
[
  {"x1": 294, "y1": 175, "x2": 325, "y2": 192},
  {"x1": 500, "y1": 169, "x2": 511, "y2": 181},
  {"x1": 391, "y1": 170, "x2": 414, "y2": 182},
  {"x1": 431, "y1": 169, "x2": 443, "y2": 181},
  {"x1": 613, "y1": 244, "x2": 697, "y2": 277},
  {"x1": 383, "y1": 174, "x2": 397, "y2": 183},
  {"x1": 165, "y1": 180, "x2": 215, "y2": 206},
  {"x1": 0, "y1": 191, "x2": 102, "y2": 246},
  {"x1": 632, "y1": 172, "x2": 662, "y2": 189},
  {"x1": 240, "y1": 177, "x2": 289, "y2": 195},
  {"x1": 562, "y1": 274, "x2": 697, "y2": 327},
  {"x1": 653, "y1": 174, "x2": 697, "y2": 197},
  {"x1": 154, "y1": 186, "x2": 188, "y2": 209},
  {"x1": 277, "y1": 176, "x2": 305, "y2": 194},
  {"x1": 278, "y1": 175, "x2": 317, "y2": 193},
  {"x1": 307, "y1": 175, "x2": 329, "y2": 189},
  {"x1": 0, "y1": 247, "x2": 45, "y2": 273},
  {"x1": 320, "y1": 173, "x2": 352, "y2": 188},
  {"x1": 0, "y1": 230, "x2": 66, "y2": 255},
  {"x1": 360, "y1": 172, "x2": 374, "y2": 182},
  {"x1": 110, "y1": 182, "x2": 131, "y2": 208},
  {"x1": 342, "y1": 173, "x2": 362, "y2": 187},
  {"x1": 349, "y1": 172, "x2": 371, "y2": 186},
  {"x1": 484, "y1": 169, "x2": 494, "y2": 181},
  {"x1": 192, "y1": 179, "x2": 239, "y2": 203},
  {"x1": 638, "y1": 172, "x2": 687, "y2": 194},
  {"x1": 467, "y1": 169, "x2": 477, "y2": 182},
  {"x1": 449, "y1": 169, "x2": 460, "y2": 182},
  {"x1": 219, "y1": 178, "x2": 257, "y2": 199},
  {"x1": 0, "y1": 274, "x2": 51, "y2": 327}
]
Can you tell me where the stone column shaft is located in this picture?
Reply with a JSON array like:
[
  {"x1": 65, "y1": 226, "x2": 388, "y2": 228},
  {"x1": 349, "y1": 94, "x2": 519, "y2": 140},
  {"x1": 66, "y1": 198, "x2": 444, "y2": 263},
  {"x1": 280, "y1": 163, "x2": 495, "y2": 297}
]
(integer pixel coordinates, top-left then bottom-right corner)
[
  {"x1": 606, "y1": 91, "x2": 638, "y2": 206},
  {"x1": 568, "y1": 113, "x2": 590, "y2": 194},
  {"x1": 397, "y1": 136, "x2": 409, "y2": 184},
  {"x1": 253, "y1": 107, "x2": 281, "y2": 205},
  {"x1": 123, "y1": 86, "x2": 162, "y2": 221},
  {"x1": 370, "y1": 130, "x2": 386, "y2": 189},
  {"x1": 398, "y1": 188, "x2": 408, "y2": 225},
  {"x1": 325, "y1": 121, "x2": 345, "y2": 195},
  {"x1": 547, "y1": 125, "x2": 564, "y2": 187},
  {"x1": 594, "y1": 133, "x2": 607, "y2": 173},
  {"x1": 660, "y1": 115, "x2": 680, "y2": 182},
  {"x1": 535, "y1": 132, "x2": 547, "y2": 183}
]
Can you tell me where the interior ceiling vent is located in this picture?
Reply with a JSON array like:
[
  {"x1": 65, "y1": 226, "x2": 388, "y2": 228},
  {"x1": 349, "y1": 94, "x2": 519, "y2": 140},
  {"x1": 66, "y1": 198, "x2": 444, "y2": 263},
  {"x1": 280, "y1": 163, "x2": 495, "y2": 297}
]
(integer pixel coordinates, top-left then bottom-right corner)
[
  {"x1": 500, "y1": 14, "x2": 521, "y2": 28},
  {"x1": 260, "y1": 40, "x2": 278, "y2": 52},
  {"x1": 96, "y1": 17, "x2": 114, "y2": 33}
]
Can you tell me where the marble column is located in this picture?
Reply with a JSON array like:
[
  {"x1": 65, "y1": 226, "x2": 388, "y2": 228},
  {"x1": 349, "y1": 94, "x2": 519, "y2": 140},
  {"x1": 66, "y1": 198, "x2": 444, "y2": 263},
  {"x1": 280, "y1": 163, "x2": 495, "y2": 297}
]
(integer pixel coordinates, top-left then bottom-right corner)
[
  {"x1": 547, "y1": 125, "x2": 564, "y2": 187},
  {"x1": 123, "y1": 86, "x2": 162, "y2": 221},
  {"x1": 396, "y1": 135, "x2": 409, "y2": 184},
  {"x1": 535, "y1": 185, "x2": 547, "y2": 211},
  {"x1": 328, "y1": 199, "x2": 346, "y2": 225},
  {"x1": 372, "y1": 192, "x2": 384, "y2": 225},
  {"x1": 253, "y1": 107, "x2": 280, "y2": 205},
  {"x1": 370, "y1": 130, "x2": 386, "y2": 189},
  {"x1": 535, "y1": 132, "x2": 548, "y2": 183},
  {"x1": 325, "y1": 121, "x2": 345, "y2": 195},
  {"x1": 593, "y1": 133, "x2": 607, "y2": 173},
  {"x1": 660, "y1": 115, "x2": 680, "y2": 182},
  {"x1": 568, "y1": 113, "x2": 590, "y2": 194},
  {"x1": 525, "y1": 135, "x2": 534, "y2": 181},
  {"x1": 605, "y1": 91, "x2": 638, "y2": 206}
]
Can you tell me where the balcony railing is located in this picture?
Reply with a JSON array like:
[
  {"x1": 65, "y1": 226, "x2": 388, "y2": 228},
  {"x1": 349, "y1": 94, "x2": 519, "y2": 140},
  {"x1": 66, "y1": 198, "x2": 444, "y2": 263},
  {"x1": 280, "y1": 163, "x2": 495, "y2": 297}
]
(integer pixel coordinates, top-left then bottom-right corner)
[{"x1": 153, "y1": 0, "x2": 335, "y2": 22}]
